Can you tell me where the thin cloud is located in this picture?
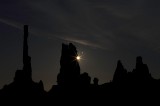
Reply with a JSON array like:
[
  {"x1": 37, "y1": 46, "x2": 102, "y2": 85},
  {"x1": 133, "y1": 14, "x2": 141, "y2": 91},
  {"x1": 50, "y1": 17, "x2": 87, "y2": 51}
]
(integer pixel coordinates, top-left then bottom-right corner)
[
  {"x1": 0, "y1": 18, "x2": 23, "y2": 30},
  {"x1": 0, "y1": 18, "x2": 106, "y2": 50},
  {"x1": 60, "y1": 36, "x2": 107, "y2": 50}
]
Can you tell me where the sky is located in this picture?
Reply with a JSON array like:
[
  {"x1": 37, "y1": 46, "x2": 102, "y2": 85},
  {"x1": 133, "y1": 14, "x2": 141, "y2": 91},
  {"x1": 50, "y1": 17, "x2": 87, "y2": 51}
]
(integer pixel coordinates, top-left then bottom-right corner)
[{"x1": 1, "y1": 0, "x2": 160, "y2": 91}]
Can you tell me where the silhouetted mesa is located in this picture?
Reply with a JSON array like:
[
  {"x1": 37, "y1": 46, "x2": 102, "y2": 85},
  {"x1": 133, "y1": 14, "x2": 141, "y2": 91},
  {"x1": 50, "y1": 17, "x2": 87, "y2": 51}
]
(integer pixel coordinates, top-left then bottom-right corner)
[
  {"x1": 113, "y1": 57, "x2": 153, "y2": 87},
  {"x1": 113, "y1": 60, "x2": 127, "y2": 83},
  {"x1": 132, "y1": 56, "x2": 152, "y2": 81},
  {"x1": 57, "y1": 43, "x2": 80, "y2": 86}
]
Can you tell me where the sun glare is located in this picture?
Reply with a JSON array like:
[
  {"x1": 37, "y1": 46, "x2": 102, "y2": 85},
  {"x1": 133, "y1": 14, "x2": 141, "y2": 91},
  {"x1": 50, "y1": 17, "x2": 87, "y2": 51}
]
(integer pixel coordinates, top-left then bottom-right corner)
[{"x1": 76, "y1": 56, "x2": 81, "y2": 60}]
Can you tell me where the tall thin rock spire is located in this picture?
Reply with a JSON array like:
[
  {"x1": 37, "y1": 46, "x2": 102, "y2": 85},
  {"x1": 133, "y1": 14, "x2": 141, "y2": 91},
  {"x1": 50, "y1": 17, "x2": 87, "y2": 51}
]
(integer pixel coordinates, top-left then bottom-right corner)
[
  {"x1": 23, "y1": 25, "x2": 28, "y2": 65},
  {"x1": 23, "y1": 25, "x2": 32, "y2": 81}
]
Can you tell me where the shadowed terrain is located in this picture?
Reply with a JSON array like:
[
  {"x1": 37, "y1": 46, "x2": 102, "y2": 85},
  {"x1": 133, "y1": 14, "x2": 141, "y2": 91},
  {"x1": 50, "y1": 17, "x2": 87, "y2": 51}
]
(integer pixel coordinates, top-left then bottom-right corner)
[{"x1": 0, "y1": 25, "x2": 160, "y2": 104}]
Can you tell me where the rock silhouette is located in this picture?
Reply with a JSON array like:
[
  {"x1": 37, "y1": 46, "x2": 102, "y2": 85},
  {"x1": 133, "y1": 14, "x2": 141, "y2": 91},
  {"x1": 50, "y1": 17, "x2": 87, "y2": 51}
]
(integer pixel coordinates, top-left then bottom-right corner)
[
  {"x1": 57, "y1": 43, "x2": 80, "y2": 86},
  {"x1": 0, "y1": 25, "x2": 160, "y2": 104},
  {"x1": 113, "y1": 60, "x2": 127, "y2": 83},
  {"x1": 0, "y1": 25, "x2": 45, "y2": 100}
]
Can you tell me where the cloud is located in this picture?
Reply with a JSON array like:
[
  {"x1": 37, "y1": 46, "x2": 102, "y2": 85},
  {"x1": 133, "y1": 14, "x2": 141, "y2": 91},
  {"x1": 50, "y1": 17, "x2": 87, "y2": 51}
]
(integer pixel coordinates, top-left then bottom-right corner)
[
  {"x1": 1, "y1": 0, "x2": 160, "y2": 51},
  {"x1": 0, "y1": 17, "x2": 108, "y2": 50},
  {"x1": 25, "y1": 0, "x2": 116, "y2": 50},
  {"x1": 59, "y1": 36, "x2": 107, "y2": 50},
  {"x1": 0, "y1": 18, "x2": 23, "y2": 30}
]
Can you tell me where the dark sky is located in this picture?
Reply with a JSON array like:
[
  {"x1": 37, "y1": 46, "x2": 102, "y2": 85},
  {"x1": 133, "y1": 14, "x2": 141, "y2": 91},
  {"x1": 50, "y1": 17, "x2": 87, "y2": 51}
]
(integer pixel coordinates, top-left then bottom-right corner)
[{"x1": 1, "y1": 0, "x2": 160, "y2": 91}]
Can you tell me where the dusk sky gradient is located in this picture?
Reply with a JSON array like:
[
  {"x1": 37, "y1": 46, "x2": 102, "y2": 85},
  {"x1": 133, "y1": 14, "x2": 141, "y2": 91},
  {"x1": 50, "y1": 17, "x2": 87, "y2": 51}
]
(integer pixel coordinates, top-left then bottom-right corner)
[{"x1": 1, "y1": 0, "x2": 160, "y2": 91}]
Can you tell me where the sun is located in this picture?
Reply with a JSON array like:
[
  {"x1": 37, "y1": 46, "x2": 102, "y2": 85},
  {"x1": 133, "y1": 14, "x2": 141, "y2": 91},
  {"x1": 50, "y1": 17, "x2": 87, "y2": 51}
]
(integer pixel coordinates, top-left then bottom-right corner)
[{"x1": 76, "y1": 56, "x2": 81, "y2": 60}]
